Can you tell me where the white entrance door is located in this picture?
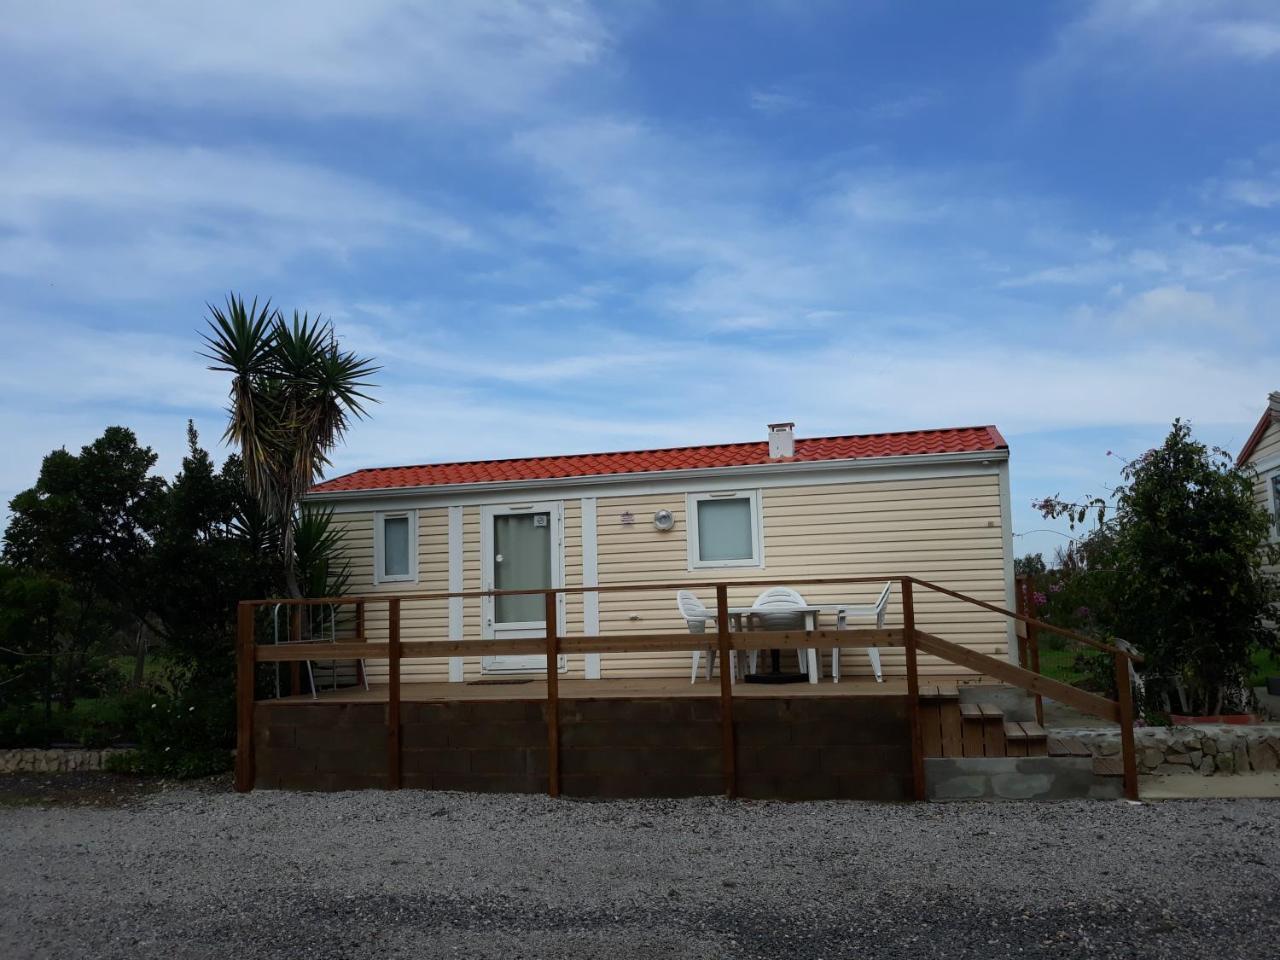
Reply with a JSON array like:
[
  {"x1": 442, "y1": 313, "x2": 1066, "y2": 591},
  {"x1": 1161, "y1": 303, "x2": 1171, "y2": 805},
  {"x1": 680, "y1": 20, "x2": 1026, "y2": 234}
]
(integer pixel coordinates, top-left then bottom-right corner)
[{"x1": 481, "y1": 502, "x2": 566, "y2": 674}]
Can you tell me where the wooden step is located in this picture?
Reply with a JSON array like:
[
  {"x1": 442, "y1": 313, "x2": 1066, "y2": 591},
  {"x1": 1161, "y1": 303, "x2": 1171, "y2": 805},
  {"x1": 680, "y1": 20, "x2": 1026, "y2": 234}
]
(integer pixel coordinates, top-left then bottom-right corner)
[
  {"x1": 1047, "y1": 734, "x2": 1092, "y2": 758},
  {"x1": 978, "y1": 704, "x2": 1005, "y2": 757},
  {"x1": 954, "y1": 702, "x2": 1006, "y2": 757},
  {"x1": 920, "y1": 685, "x2": 964, "y2": 758},
  {"x1": 919, "y1": 682, "x2": 960, "y2": 701},
  {"x1": 1003, "y1": 721, "x2": 1049, "y2": 757}
]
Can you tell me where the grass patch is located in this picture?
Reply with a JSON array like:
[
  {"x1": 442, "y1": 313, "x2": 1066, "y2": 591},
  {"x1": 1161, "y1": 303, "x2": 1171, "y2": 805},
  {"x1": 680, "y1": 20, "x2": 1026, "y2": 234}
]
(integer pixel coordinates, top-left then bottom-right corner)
[
  {"x1": 1032, "y1": 644, "x2": 1088, "y2": 686},
  {"x1": 1248, "y1": 647, "x2": 1280, "y2": 688}
]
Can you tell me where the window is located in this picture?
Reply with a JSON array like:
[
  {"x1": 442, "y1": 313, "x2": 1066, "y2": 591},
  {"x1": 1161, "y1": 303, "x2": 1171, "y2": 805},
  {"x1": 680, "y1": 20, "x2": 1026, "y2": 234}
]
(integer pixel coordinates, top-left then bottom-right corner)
[
  {"x1": 1272, "y1": 475, "x2": 1280, "y2": 540},
  {"x1": 687, "y1": 491, "x2": 762, "y2": 569},
  {"x1": 374, "y1": 510, "x2": 417, "y2": 583}
]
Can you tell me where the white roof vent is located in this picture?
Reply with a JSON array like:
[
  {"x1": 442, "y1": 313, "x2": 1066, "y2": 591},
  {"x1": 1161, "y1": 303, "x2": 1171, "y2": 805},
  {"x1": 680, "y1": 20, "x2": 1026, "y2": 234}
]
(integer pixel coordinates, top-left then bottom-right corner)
[{"x1": 768, "y1": 421, "x2": 795, "y2": 459}]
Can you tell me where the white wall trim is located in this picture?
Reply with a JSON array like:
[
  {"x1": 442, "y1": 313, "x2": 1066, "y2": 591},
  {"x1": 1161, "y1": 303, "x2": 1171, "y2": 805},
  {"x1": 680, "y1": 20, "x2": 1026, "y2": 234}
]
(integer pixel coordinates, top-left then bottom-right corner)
[
  {"x1": 313, "y1": 455, "x2": 1005, "y2": 516},
  {"x1": 447, "y1": 505, "x2": 464, "y2": 683},
  {"x1": 581, "y1": 497, "x2": 601, "y2": 679},
  {"x1": 997, "y1": 460, "x2": 1017, "y2": 664},
  {"x1": 372, "y1": 509, "x2": 418, "y2": 584}
]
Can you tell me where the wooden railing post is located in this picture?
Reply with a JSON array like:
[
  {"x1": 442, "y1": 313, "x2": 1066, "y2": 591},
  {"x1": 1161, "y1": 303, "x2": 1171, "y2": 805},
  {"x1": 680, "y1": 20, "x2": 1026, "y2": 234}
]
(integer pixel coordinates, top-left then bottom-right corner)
[
  {"x1": 1014, "y1": 576, "x2": 1029, "y2": 668},
  {"x1": 715, "y1": 583, "x2": 736, "y2": 799},
  {"x1": 234, "y1": 602, "x2": 255, "y2": 793},
  {"x1": 289, "y1": 605, "x2": 302, "y2": 695},
  {"x1": 902, "y1": 578, "x2": 925, "y2": 801},
  {"x1": 387, "y1": 599, "x2": 402, "y2": 790},
  {"x1": 1028, "y1": 620, "x2": 1044, "y2": 726},
  {"x1": 355, "y1": 599, "x2": 368, "y2": 687},
  {"x1": 1114, "y1": 650, "x2": 1139, "y2": 801},
  {"x1": 545, "y1": 591, "x2": 561, "y2": 798}
]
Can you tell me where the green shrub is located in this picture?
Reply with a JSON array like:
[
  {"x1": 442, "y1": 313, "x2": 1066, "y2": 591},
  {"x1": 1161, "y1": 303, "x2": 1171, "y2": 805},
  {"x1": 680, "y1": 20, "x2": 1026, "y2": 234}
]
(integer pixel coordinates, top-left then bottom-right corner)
[
  {"x1": 0, "y1": 689, "x2": 156, "y2": 748},
  {"x1": 104, "y1": 689, "x2": 234, "y2": 778},
  {"x1": 106, "y1": 746, "x2": 230, "y2": 779}
]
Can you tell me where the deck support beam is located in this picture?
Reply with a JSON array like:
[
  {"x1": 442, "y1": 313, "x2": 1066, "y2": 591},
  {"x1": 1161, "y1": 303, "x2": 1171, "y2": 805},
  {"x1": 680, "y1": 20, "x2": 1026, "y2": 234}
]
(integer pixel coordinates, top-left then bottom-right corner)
[
  {"x1": 1115, "y1": 651, "x2": 1139, "y2": 801},
  {"x1": 387, "y1": 599, "x2": 401, "y2": 790},
  {"x1": 546, "y1": 591, "x2": 561, "y2": 798},
  {"x1": 234, "y1": 602, "x2": 255, "y2": 793},
  {"x1": 716, "y1": 584, "x2": 737, "y2": 799},
  {"x1": 902, "y1": 578, "x2": 925, "y2": 802}
]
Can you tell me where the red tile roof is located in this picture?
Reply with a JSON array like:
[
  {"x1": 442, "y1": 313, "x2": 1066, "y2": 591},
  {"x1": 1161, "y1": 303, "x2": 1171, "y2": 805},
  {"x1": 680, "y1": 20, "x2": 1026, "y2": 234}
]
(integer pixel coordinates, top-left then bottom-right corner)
[{"x1": 309, "y1": 425, "x2": 1007, "y2": 495}]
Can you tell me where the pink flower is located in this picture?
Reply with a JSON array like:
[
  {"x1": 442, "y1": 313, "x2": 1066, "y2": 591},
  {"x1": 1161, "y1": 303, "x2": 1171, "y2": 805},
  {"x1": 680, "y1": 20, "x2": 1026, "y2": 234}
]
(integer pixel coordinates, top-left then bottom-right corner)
[{"x1": 1032, "y1": 591, "x2": 1048, "y2": 607}]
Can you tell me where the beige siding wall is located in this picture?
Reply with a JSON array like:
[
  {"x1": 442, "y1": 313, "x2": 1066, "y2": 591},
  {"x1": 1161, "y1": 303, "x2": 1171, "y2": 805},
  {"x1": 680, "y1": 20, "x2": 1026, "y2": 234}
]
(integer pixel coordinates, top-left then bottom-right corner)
[
  {"x1": 324, "y1": 470, "x2": 1011, "y2": 683},
  {"x1": 330, "y1": 509, "x2": 450, "y2": 682},
  {"x1": 1248, "y1": 420, "x2": 1280, "y2": 576},
  {"x1": 345, "y1": 502, "x2": 592, "y2": 682},
  {"x1": 593, "y1": 474, "x2": 1009, "y2": 679}
]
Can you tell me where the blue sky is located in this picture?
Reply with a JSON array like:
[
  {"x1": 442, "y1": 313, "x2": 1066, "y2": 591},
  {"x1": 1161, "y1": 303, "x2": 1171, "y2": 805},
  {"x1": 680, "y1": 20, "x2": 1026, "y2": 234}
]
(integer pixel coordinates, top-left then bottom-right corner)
[{"x1": 2, "y1": 1, "x2": 1279, "y2": 562}]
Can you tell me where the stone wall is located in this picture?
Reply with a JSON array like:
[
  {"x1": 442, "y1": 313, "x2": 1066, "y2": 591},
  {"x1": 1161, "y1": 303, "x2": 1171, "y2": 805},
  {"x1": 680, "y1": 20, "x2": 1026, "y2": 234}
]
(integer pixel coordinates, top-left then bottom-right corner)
[
  {"x1": 0, "y1": 748, "x2": 129, "y2": 773},
  {"x1": 1055, "y1": 724, "x2": 1280, "y2": 777}
]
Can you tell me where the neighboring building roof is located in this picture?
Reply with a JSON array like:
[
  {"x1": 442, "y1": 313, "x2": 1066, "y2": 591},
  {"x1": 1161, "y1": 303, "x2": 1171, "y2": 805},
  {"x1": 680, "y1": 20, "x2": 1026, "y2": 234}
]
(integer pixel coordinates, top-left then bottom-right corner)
[
  {"x1": 1236, "y1": 391, "x2": 1280, "y2": 467},
  {"x1": 309, "y1": 425, "x2": 1008, "y2": 495}
]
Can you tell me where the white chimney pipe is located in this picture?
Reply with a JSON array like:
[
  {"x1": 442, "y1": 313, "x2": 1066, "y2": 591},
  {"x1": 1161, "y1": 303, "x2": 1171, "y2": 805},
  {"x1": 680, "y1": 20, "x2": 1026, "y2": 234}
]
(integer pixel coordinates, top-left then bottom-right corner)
[{"x1": 768, "y1": 421, "x2": 795, "y2": 459}]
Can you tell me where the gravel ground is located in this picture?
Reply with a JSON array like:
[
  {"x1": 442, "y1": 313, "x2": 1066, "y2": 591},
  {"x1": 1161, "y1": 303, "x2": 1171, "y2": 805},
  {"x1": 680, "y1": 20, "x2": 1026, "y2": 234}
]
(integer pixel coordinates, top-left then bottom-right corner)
[{"x1": 1, "y1": 781, "x2": 1277, "y2": 960}]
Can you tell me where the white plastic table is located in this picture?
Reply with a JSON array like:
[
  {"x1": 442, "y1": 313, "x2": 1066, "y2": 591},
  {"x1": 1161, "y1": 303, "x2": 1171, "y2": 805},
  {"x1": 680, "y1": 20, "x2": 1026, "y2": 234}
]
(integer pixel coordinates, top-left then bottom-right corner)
[{"x1": 727, "y1": 605, "x2": 834, "y2": 682}]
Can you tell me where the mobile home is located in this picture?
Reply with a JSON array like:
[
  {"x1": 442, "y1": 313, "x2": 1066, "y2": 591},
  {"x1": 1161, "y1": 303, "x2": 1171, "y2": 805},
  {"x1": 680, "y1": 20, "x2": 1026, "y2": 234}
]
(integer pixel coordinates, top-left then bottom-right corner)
[{"x1": 305, "y1": 422, "x2": 1016, "y2": 683}]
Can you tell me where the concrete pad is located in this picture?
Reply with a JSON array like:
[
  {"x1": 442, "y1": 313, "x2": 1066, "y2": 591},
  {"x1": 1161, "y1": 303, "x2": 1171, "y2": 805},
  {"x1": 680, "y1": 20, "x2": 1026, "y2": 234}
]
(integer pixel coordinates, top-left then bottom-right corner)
[
  {"x1": 927, "y1": 757, "x2": 1123, "y2": 801},
  {"x1": 1140, "y1": 772, "x2": 1280, "y2": 800}
]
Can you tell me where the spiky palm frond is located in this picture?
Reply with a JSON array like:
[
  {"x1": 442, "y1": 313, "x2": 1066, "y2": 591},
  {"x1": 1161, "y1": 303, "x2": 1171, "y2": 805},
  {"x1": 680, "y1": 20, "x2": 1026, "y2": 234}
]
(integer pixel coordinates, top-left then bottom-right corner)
[
  {"x1": 294, "y1": 506, "x2": 352, "y2": 598},
  {"x1": 200, "y1": 294, "x2": 279, "y2": 506},
  {"x1": 203, "y1": 295, "x2": 379, "y2": 596}
]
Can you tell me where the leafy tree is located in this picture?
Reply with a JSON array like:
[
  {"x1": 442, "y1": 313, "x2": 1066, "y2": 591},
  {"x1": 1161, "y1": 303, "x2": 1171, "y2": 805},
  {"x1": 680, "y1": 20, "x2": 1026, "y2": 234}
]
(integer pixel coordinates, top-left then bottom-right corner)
[
  {"x1": 202, "y1": 294, "x2": 377, "y2": 597},
  {"x1": 3, "y1": 428, "x2": 164, "y2": 708},
  {"x1": 1014, "y1": 553, "x2": 1047, "y2": 578},
  {"x1": 1039, "y1": 420, "x2": 1280, "y2": 714},
  {"x1": 0, "y1": 566, "x2": 66, "y2": 719},
  {"x1": 144, "y1": 422, "x2": 275, "y2": 687}
]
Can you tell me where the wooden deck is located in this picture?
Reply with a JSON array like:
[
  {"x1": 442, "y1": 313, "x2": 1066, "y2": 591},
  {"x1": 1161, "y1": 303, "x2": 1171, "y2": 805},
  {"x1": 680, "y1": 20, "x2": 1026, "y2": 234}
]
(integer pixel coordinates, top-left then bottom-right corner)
[{"x1": 276, "y1": 676, "x2": 909, "y2": 704}]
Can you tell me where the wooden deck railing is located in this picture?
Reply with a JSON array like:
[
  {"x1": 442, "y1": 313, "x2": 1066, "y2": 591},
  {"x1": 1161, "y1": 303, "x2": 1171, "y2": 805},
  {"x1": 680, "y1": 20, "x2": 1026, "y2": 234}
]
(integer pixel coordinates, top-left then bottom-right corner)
[{"x1": 235, "y1": 575, "x2": 1142, "y2": 800}]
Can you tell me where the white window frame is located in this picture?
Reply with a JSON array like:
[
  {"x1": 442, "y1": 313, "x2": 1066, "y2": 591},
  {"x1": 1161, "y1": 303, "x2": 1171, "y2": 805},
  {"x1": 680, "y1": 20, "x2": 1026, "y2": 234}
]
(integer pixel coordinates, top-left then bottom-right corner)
[
  {"x1": 1271, "y1": 473, "x2": 1280, "y2": 542},
  {"x1": 686, "y1": 490, "x2": 764, "y2": 570},
  {"x1": 373, "y1": 509, "x2": 418, "y2": 584}
]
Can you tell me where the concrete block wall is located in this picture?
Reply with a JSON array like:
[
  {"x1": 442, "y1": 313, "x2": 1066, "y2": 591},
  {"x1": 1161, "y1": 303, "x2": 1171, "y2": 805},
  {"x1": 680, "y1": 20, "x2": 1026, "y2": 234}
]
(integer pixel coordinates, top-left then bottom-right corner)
[{"x1": 253, "y1": 695, "x2": 914, "y2": 800}]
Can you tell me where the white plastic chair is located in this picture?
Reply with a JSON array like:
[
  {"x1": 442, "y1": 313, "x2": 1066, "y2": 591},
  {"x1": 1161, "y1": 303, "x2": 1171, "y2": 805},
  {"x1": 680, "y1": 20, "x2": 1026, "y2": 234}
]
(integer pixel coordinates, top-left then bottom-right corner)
[
  {"x1": 833, "y1": 582, "x2": 891, "y2": 683},
  {"x1": 678, "y1": 591, "x2": 731, "y2": 683},
  {"x1": 750, "y1": 587, "x2": 819, "y2": 684}
]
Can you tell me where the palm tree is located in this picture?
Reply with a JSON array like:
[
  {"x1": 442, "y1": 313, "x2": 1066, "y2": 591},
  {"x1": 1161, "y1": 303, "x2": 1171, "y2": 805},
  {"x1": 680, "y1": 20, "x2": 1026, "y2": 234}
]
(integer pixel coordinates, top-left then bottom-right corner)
[{"x1": 202, "y1": 294, "x2": 378, "y2": 597}]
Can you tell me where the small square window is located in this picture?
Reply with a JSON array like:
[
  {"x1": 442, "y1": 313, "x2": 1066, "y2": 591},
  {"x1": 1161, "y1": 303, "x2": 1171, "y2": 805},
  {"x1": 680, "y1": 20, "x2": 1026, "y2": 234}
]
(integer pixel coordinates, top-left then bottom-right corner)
[
  {"x1": 687, "y1": 491, "x2": 762, "y2": 569},
  {"x1": 375, "y1": 511, "x2": 417, "y2": 583}
]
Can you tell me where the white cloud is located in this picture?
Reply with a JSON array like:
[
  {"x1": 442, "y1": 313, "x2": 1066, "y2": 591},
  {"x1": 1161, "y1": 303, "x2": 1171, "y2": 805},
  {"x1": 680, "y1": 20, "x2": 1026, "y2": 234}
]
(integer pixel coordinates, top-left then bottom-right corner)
[
  {"x1": 862, "y1": 91, "x2": 938, "y2": 120},
  {"x1": 749, "y1": 87, "x2": 807, "y2": 114},
  {"x1": 1030, "y1": 0, "x2": 1280, "y2": 91},
  {"x1": 0, "y1": 319, "x2": 223, "y2": 412},
  {"x1": 1210, "y1": 19, "x2": 1280, "y2": 59},
  {"x1": 0, "y1": 137, "x2": 476, "y2": 299},
  {"x1": 1092, "y1": 284, "x2": 1249, "y2": 334},
  {"x1": 0, "y1": 1, "x2": 610, "y2": 118}
]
